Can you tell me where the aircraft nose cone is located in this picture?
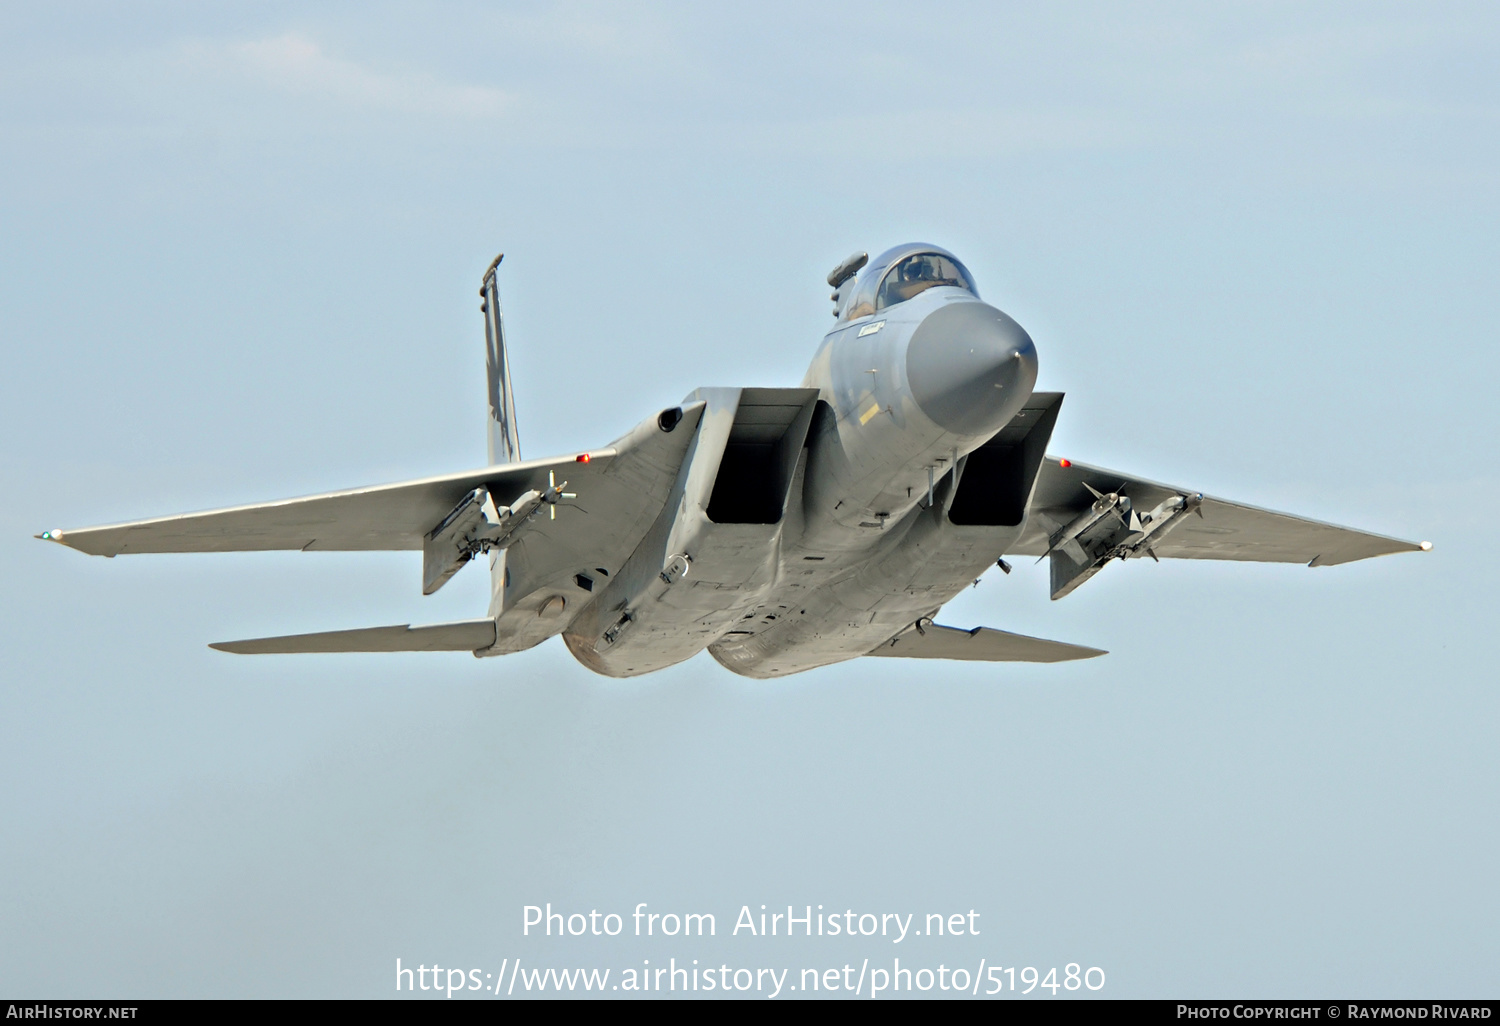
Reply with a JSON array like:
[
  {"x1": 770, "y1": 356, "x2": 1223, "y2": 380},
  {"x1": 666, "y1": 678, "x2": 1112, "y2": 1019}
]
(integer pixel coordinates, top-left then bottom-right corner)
[{"x1": 905, "y1": 301, "x2": 1038, "y2": 438}]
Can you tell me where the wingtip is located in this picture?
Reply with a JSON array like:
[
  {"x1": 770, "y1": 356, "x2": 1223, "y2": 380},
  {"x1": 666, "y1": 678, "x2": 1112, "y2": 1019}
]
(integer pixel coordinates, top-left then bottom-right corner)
[
  {"x1": 1420, "y1": 540, "x2": 1432, "y2": 551},
  {"x1": 35, "y1": 528, "x2": 111, "y2": 556}
]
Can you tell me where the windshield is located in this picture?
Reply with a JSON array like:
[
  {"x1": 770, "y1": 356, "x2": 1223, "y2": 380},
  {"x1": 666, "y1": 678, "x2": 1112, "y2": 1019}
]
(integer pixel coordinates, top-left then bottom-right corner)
[{"x1": 875, "y1": 253, "x2": 977, "y2": 311}]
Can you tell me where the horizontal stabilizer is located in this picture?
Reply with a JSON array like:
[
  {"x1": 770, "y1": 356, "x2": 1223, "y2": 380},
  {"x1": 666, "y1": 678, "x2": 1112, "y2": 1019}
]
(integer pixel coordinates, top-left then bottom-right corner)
[
  {"x1": 210, "y1": 619, "x2": 497, "y2": 655},
  {"x1": 868, "y1": 623, "x2": 1106, "y2": 663}
]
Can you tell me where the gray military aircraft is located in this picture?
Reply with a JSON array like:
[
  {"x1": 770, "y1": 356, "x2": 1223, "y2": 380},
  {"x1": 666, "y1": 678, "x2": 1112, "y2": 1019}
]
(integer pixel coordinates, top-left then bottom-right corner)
[{"x1": 39, "y1": 244, "x2": 1428, "y2": 677}]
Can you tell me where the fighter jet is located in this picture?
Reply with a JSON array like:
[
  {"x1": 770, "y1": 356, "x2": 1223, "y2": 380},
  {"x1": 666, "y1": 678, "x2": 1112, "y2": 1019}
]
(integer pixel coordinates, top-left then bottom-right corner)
[{"x1": 37, "y1": 245, "x2": 1429, "y2": 677}]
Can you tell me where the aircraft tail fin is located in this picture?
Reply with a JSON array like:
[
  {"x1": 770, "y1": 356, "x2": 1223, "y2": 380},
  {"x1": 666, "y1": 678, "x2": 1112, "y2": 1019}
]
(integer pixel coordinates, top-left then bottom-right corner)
[
  {"x1": 210, "y1": 619, "x2": 497, "y2": 654},
  {"x1": 481, "y1": 254, "x2": 522, "y2": 465}
]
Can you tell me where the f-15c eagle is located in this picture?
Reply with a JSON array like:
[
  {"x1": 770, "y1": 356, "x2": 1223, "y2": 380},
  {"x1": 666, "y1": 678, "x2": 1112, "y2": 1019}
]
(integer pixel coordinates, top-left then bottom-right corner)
[{"x1": 39, "y1": 244, "x2": 1428, "y2": 677}]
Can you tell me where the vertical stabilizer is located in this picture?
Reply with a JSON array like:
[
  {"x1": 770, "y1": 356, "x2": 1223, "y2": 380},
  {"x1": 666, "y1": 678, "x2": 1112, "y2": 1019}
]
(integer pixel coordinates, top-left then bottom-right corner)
[{"x1": 481, "y1": 254, "x2": 522, "y2": 466}]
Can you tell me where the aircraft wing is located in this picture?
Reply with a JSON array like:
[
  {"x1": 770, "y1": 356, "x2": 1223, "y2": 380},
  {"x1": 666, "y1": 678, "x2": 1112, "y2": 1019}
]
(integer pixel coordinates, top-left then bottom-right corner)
[
  {"x1": 1010, "y1": 457, "x2": 1425, "y2": 566},
  {"x1": 41, "y1": 452, "x2": 617, "y2": 556},
  {"x1": 41, "y1": 404, "x2": 706, "y2": 571},
  {"x1": 1006, "y1": 456, "x2": 1427, "y2": 600}
]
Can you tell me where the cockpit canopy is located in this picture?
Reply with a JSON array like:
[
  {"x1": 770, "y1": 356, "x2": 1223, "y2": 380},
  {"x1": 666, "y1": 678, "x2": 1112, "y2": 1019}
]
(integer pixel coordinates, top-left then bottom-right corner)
[
  {"x1": 877, "y1": 252, "x2": 976, "y2": 310},
  {"x1": 841, "y1": 244, "x2": 978, "y2": 321}
]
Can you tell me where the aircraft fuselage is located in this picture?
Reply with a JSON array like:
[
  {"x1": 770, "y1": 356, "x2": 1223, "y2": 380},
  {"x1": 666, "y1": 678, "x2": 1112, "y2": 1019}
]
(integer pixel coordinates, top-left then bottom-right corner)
[{"x1": 545, "y1": 252, "x2": 1041, "y2": 678}]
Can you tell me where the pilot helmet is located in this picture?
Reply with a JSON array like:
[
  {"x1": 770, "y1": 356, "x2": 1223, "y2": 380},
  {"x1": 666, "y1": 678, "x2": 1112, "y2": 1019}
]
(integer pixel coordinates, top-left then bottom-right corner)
[{"x1": 901, "y1": 255, "x2": 932, "y2": 282}]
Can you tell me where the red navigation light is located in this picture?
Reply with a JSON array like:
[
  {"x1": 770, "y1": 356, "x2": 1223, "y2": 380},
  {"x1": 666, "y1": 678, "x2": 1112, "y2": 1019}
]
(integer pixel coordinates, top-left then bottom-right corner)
[
  {"x1": 1059, "y1": 458, "x2": 1072, "y2": 468},
  {"x1": 576, "y1": 453, "x2": 591, "y2": 463}
]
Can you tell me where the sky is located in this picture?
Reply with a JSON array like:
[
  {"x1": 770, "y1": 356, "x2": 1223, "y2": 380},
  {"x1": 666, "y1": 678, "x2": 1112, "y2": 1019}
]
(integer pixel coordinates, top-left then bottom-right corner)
[{"x1": 2, "y1": 1, "x2": 1496, "y2": 999}]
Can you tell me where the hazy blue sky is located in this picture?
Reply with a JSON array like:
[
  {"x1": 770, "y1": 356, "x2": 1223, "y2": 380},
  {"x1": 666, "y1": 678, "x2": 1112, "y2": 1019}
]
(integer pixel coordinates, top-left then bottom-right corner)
[{"x1": 3, "y1": 2, "x2": 1496, "y2": 999}]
